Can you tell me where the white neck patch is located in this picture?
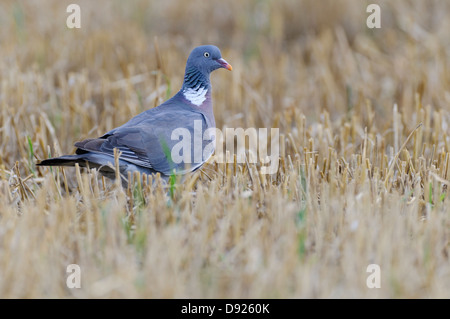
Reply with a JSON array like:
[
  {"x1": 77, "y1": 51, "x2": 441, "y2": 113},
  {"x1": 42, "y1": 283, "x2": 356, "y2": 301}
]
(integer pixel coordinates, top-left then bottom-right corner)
[{"x1": 183, "y1": 86, "x2": 208, "y2": 106}]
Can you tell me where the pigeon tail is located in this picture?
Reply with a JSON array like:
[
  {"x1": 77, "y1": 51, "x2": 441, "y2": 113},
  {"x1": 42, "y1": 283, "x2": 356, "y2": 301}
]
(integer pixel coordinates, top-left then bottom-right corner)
[
  {"x1": 38, "y1": 153, "x2": 164, "y2": 186},
  {"x1": 38, "y1": 155, "x2": 89, "y2": 167}
]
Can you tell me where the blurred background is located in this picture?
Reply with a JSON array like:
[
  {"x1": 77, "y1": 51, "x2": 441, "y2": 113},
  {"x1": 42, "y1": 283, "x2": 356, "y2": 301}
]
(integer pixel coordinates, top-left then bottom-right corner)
[{"x1": 1, "y1": 1, "x2": 450, "y2": 158}]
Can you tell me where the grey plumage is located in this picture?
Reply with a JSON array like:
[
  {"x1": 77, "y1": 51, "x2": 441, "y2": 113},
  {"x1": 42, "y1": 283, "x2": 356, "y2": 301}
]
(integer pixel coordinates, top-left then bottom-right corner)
[{"x1": 38, "y1": 45, "x2": 232, "y2": 185}]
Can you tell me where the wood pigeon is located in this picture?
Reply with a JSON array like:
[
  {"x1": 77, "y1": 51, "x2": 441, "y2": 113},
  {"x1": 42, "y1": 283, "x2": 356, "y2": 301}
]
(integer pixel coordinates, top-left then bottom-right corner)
[{"x1": 37, "y1": 45, "x2": 232, "y2": 184}]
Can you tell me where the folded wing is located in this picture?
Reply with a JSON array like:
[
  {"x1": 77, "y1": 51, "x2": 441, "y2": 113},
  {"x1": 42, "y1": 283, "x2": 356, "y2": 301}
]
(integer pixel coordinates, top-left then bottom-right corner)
[{"x1": 74, "y1": 108, "x2": 213, "y2": 176}]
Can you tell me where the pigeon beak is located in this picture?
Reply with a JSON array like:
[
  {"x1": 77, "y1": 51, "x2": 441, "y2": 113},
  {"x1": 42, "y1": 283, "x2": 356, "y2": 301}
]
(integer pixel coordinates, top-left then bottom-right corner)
[{"x1": 217, "y1": 58, "x2": 232, "y2": 71}]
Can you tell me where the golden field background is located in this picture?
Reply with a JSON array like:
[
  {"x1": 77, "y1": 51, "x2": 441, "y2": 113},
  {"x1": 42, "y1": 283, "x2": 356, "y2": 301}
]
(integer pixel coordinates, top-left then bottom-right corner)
[{"x1": 0, "y1": 0, "x2": 449, "y2": 298}]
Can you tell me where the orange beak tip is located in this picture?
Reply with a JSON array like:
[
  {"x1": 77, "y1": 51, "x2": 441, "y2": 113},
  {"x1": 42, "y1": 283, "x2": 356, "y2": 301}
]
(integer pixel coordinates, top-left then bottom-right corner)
[{"x1": 217, "y1": 58, "x2": 232, "y2": 71}]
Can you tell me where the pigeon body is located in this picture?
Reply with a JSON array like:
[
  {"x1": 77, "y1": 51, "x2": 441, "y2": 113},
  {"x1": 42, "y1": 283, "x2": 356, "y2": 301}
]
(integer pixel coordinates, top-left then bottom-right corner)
[{"x1": 38, "y1": 45, "x2": 232, "y2": 184}]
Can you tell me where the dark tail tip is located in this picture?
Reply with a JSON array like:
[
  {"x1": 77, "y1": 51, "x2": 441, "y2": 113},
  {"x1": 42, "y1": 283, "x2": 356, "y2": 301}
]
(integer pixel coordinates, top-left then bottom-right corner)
[{"x1": 37, "y1": 155, "x2": 81, "y2": 167}]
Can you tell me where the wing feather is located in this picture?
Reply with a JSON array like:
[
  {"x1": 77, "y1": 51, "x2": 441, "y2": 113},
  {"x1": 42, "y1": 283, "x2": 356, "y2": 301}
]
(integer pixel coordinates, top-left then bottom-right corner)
[{"x1": 74, "y1": 107, "x2": 214, "y2": 175}]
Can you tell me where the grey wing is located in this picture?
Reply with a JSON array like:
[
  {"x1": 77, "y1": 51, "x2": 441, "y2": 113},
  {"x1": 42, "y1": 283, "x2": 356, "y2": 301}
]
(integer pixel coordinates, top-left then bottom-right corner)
[{"x1": 75, "y1": 110, "x2": 214, "y2": 175}]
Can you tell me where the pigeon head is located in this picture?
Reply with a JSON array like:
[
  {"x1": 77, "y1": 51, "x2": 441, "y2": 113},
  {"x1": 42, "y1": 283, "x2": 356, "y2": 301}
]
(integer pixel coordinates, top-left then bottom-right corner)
[
  {"x1": 185, "y1": 45, "x2": 232, "y2": 75},
  {"x1": 181, "y1": 45, "x2": 232, "y2": 107}
]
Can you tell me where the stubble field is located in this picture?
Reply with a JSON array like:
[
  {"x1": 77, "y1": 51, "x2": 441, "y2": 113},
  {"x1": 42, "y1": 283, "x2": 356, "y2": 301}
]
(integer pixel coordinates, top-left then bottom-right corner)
[{"x1": 0, "y1": 0, "x2": 449, "y2": 298}]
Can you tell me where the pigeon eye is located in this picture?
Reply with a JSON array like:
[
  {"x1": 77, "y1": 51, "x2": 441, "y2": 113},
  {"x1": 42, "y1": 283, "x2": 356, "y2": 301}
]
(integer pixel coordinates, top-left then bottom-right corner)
[{"x1": 204, "y1": 52, "x2": 210, "y2": 58}]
